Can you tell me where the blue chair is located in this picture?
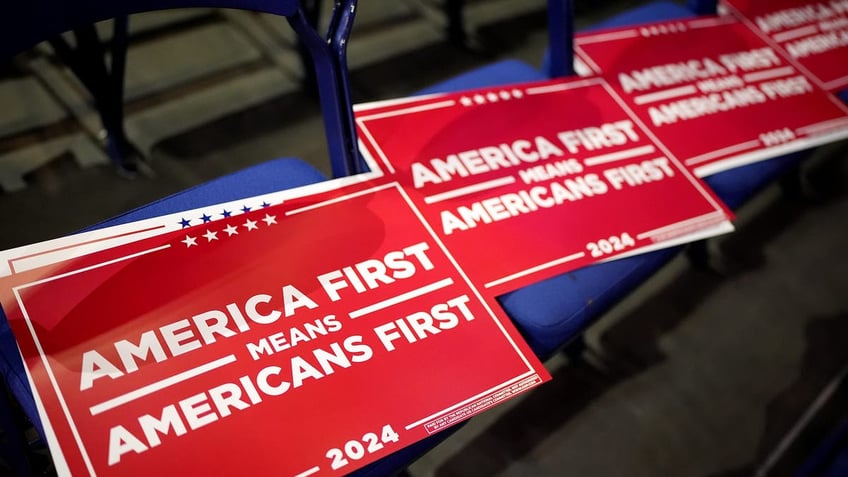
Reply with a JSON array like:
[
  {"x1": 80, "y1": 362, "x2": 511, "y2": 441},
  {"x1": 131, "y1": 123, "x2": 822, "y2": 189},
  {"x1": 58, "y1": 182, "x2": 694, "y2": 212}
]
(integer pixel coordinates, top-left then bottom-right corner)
[{"x1": 0, "y1": 0, "x2": 371, "y2": 472}]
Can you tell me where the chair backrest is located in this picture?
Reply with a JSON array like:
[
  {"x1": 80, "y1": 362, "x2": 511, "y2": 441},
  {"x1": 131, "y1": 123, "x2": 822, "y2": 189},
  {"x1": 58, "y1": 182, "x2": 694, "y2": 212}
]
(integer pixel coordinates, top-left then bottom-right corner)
[
  {"x1": 0, "y1": 0, "x2": 363, "y2": 178},
  {"x1": 688, "y1": 0, "x2": 718, "y2": 15},
  {"x1": 547, "y1": 0, "x2": 575, "y2": 79}
]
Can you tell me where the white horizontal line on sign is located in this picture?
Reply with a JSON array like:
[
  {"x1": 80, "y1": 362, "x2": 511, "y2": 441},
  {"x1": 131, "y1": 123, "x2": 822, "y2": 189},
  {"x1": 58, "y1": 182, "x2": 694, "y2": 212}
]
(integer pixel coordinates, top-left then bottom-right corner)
[
  {"x1": 687, "y1": 17, "x2": 735, "y2": 29},
  {"x1": 286, "y1": 182, "x2": 397, "y2": 216},
  {"x1": 424, "y1": 177, "x2": 516, "y2": 204},
  {"x1": 685, "y1": 139, "x2": 761, "y2": 166},
  {"x1": 633, "y1": 85, "x2": 697, "y2": 105},
  {"x1": 576, "y1": 29, "x2": 639, "y2": 45},
  {"x1": 356, "y1": 100, "x2": 457, "y2": 122},
  {"x1": 525, "y1": 78, "x2": 602, "y2": 95},
  {"x1": 293, "y1": 466, "x2": 321, "y2": 477},
  {"x1": 484, "y1": 252, "x2": 585, "y2": 289},
  {"x1": 637, "y1": 211, "x2": 725, "y2": 240},
  {"x1": 772, "y1": 25, "x2": 818, "y2": 43},
  {"x1": 824, "y1": 74, "x2": 848, "y2": 91},
  {"x1": 10, "y1": 227, "x2": 168, "y2": 276},
  {"x1": 583, "y1": 145, "x2": 656, "y2": 167},
  {"x1": 348, "y1": 278, "x2": 455, "y2": 319},
  {"x1": 743, "y1": 66, "x2": 796, "y2": 83},
  {"x1": 797, "y1": 117, "x2": 848, "y2": 136},
  {"x1": 89, "y1": 354, "x2": 238, "y2": 416},
  {"x1": 16, "y1": 245, "x2": 173, "y2": 290}
]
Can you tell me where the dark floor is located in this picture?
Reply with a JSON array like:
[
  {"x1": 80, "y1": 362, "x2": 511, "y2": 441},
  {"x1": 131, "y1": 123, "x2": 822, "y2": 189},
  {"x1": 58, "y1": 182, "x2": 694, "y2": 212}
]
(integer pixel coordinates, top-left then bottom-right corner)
[{"x1": 1, "y1": 1, "x2": 847, "y2": 476}]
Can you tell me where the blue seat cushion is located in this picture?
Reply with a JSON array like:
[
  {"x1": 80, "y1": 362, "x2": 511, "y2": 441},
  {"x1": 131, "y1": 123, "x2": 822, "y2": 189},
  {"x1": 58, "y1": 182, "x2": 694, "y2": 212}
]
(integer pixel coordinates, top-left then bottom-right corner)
[
  {"x1": 91, "y1": 157, "x2": 327, "y2": 228},
  {"x1": 0, "y1": 157, "x2": 326, "y2": 438},
  {"x1": 499, "y1": 247, "x2": 679, "y2": 358},
  {"x1": 416, "y1": 59, "x2": 546, "y2": 96},
  {"x1": 703, "y1": 152, "x2": 804, "y2": 209}
]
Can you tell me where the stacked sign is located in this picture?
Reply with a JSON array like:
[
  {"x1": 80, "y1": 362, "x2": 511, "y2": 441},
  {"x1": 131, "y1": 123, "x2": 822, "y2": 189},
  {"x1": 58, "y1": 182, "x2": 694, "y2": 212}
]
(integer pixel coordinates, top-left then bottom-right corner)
[
  {"x1": 722, "y1": 0, "x2": 848, "y2": 92},
  {"x1": 574, "y1": 16, "x2": 848, "y2": 177},
  {"x1": 355, "y1": 77, "x2": 734, "y2": 294}
]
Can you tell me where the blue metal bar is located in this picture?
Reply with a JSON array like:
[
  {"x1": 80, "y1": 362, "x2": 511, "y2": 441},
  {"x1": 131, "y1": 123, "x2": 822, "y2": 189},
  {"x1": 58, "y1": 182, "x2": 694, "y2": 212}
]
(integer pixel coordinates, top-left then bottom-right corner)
[
  {"x1": 288, "y1": 0, "x2": 362, "y2": 177},
  {"x1": 688, "y1": 0, "x2": 718, "y2": 15},
  {"x1": 328, "y1": 0, "x2": 365, "y2": 173},
  {"x1": 547, "y1": 0, "x2": 574, "y2": 78}
]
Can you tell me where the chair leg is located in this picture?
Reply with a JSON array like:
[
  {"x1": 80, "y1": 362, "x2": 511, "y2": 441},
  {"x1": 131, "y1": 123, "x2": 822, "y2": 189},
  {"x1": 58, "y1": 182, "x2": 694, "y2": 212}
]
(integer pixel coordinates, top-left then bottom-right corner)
[
  {"x1": 102, "y1": 16, "x2": 144, "y2": 175},
  {"x1": 443, "y1": 0, "x2": 489, "y2": 54},
  {"x1": 563, "y1": 334, "x2": 586, "y2": 363},
  {"x1": 686, "y1": 240, "x2": 711, "y2": 270},
  {"x1": 49, "y1": 19, "x2": 142, "y2": 174},
  {"x1": 445, "y1": 0, "x2": 466, "y2": 46},
  {"x1": 779, "y1": 162, "x2": 803, "y2": 197}
]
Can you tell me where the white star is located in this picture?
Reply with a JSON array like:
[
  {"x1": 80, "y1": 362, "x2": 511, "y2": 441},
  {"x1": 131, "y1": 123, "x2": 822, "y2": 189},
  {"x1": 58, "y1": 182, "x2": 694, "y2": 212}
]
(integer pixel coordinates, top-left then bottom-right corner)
[
  {"x1": 511, "y1": 89, "x2": 524, "y2": 99},
  {"x1": 244, "y1": 219, "x2": 258, "y2": 231},
  {"x1": 499, "y1": 90, "x2": 511, "y2": 100},
  {"x1": 203, "y1": 230, "x2": 218, "y2": 242},
  {"x1": 473, "y1": 94, "x2": 486, "y2": 104},
  {"x1": 460, "y1": 96, "x2": 473, "y2": 106},
  {"x1": 487, "y1": 92, "x2": 499, "y2": 102},
  {"x1": 181, "y1": 235, "x2": 198, "y2": 248},
  {"x1": 224, "y1": 224, "x2": 239, "y2": 236},
  {"x1": 262, "y1": 214, "x2": 277, "y2": 226}
]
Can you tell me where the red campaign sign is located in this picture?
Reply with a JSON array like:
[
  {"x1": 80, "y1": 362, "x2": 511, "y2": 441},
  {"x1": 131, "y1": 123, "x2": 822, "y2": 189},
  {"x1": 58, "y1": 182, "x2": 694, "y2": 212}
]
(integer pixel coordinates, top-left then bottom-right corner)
[
  {"x1": 0, "y1": 183, "x2": 548, "y2": 476},
  {"x1": 355, "y1": 77, "x2": 734, "y2": 296},
  {"x1": 574, "y1": 17, "x2": 848, "y2": 177},
  {"x1": 723, "y1": 0, "x2": 848, "y2": 91}
]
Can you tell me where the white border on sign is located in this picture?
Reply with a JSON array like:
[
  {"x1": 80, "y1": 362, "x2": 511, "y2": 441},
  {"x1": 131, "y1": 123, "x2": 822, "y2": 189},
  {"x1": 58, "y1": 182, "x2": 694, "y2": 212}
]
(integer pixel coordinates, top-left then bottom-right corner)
[{"x1": 694, "y1": 125, "x2": 848, "y2": 177}]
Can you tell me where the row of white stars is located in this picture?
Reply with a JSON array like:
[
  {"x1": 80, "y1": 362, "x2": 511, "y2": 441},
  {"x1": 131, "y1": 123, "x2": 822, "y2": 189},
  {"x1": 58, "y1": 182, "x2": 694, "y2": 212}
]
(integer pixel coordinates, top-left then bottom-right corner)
[
  {"x1": 181, "y1": 214, "x2": 277, "y2": 247},
  {"x1": 638, "y1": 22, "x2": 688, "y2": 37},
  {"x1": 459, "y1": 89, "x2": 525, "y2": 107}
]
